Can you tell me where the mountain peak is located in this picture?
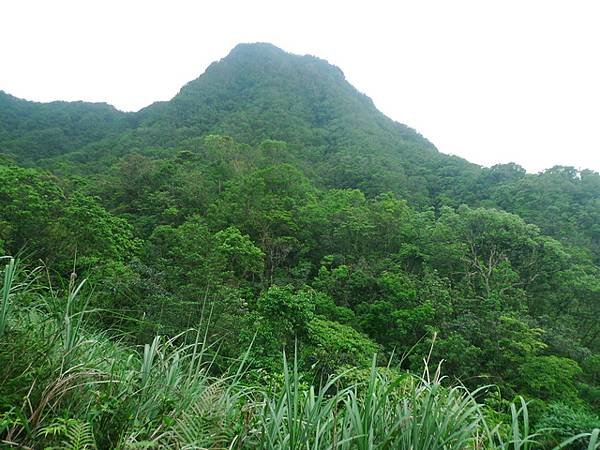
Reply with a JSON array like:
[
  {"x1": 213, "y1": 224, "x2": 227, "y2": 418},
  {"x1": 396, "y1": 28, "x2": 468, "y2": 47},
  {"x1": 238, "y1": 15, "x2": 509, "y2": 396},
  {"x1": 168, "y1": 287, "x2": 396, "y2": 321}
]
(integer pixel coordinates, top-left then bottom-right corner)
[
  {"x1": 227, "y1": 42, "x2": 287, "y2": 57},
  {"x1": 205, "y1": 42, "x2": 347, "y2": 84},
  {"x1": 138, "y1": 42, "x2": 435, "y2": 161}
]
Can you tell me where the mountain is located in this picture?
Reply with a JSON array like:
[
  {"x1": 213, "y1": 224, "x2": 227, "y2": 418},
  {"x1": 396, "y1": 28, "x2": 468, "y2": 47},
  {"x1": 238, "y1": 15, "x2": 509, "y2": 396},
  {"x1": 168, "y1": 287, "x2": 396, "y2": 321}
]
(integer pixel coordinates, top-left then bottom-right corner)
[
  {"x1": 2, "y1": 43, "x2": 600, "y2": 444},
  {"x1": 136, "y1": 43, "x2": 484, "y2": 201},
  {"x1": 140, "y1": 43, "x2": 433, "y2": 150},
  {"x1": 0, "y1": 43, "x2": 598, "y2": 258},
  {"x1": 0, "y1": 43, "x2": 480, "y2": 202},
  {"x1": 0, "y1": 90, "x2": 131, "y2": 163}
]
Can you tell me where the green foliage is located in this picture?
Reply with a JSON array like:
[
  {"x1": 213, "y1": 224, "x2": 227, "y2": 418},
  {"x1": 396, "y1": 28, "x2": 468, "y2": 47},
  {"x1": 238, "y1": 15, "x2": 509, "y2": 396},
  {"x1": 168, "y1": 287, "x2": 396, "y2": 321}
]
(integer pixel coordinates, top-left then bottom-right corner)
[
  {"x1": 518, "y1": 356, "x2": 583, "y2": 403},
  {"x1": 0, "y1": 90, "x2": 129, "y2": 163},
  {"x1": 0, "y1": 163, "x2": 138, "y2": 274},
  {"x1": 0, "y1": 257, "x2": 17, "y2": 338},
  {"x1": 537, "y1": 403, "x2": 600, "y2": 449},
  {"x1": 214, "y1": 226, "x2": 265, "y2": 280},
  {"x1": 38, "y1": 418, "x2": 97, "y2": 450},
  {"x1": 305, "y1": 317, "x2": 379, "y2": 373},
  {"x1": 1, "y1": 42, "x2": 600, "y2": 448},
  {"x1": 2, "y1": 268, "x2": 600, "y2": 449},
  {"x1": 256, "y1": 285, "x2": 315, "y2": 332}
]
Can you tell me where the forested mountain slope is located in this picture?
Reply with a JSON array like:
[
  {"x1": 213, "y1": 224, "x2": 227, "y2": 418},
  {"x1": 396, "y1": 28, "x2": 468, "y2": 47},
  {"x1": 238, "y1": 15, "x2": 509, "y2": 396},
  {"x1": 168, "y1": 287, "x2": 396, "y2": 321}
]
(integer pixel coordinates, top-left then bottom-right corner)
[
  {"x1": 1, "y1": 43, "x2": 599, "y2": 447},
  {"x1": 0, "y1": 90, "x2": 131, "y2": 163},
  {"x1": 1, "y1": 43, "x2": 597, "y2": 258}
]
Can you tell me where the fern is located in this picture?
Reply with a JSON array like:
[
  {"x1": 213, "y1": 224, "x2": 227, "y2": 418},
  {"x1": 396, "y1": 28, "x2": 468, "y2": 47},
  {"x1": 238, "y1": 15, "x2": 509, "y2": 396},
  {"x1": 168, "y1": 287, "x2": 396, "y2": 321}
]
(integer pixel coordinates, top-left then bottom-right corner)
[
  {"x1": 63, "y1": 420, "x2": 96, "y2": 450},
  {"x1": 38, "y1": 418, "x2": 70, "y2": 439},
  {"x1": 121, "y1": 439, "x2": 161, "y2": 449},
  {"x1": 172, "y1": 384, "x2": 237, "y2": 449},
  {"x1": 38, "y1": 418, "x2": 96, "y2": 450}
]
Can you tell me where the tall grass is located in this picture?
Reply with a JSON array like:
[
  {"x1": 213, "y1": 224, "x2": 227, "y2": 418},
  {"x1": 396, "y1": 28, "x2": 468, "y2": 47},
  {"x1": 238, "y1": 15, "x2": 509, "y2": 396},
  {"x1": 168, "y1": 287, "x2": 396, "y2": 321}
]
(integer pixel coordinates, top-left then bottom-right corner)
[
  {"x1": 1, "y1": 259, "x2": 599, "y2": 449},
  {"x1": 0, "y1": 257, "x2": 38, "y2": 338},
  {"x1": 0, "y1": 257, "x2": 16, "y2": 338},
  {"x1": 250, "y1": 353, "x2": 487, "y2": 450}
]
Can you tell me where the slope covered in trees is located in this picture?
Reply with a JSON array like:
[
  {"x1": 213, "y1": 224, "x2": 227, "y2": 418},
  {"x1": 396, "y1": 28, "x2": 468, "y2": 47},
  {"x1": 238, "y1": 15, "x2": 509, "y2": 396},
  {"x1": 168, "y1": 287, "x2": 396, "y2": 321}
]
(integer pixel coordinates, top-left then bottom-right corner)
[
  {"x1": 1, "y1": 43, "x2": 599, "y2": 447},
  {"x1": 0, "y1": 90, "x2": 131, "y2": 163},
  {"x1": 2, "y1": 44, "x2": 597, "y2": 258}
]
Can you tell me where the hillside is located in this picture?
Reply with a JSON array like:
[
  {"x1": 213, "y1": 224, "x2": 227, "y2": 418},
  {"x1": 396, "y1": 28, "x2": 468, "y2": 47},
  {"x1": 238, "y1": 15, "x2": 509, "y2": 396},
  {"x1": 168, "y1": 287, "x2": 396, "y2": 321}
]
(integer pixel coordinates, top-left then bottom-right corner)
[
  {"x1": 140, "y1": 43, "x2": 435, "y2": 156},
  {"x1": 1, "y1": 43, "x2": 599, "y2": 447},
  {"x1": 0, "y1": 90, "x2": 131, "y2": 163},
  {"x1": 1, "y1": 44, "x2": 480, "y2": 201},
  {"x1": 2, "y1": 43, "x2": 598, "y2": 260}
]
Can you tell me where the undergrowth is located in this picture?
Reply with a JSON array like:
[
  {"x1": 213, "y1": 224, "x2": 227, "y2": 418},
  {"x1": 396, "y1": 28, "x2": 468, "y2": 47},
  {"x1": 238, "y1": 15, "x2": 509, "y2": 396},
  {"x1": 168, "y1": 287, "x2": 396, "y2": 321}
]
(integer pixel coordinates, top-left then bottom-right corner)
[{"x1": 1, "y1": 258, "x2": 598, "y2": 449}]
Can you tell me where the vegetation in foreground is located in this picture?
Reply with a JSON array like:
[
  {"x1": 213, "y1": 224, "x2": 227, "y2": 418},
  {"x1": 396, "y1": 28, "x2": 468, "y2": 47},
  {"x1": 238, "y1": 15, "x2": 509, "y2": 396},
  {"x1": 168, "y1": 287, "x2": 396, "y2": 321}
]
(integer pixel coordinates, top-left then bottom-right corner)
[{"x1": 0, "y1": 257, "x2": 599, "y2": 449}]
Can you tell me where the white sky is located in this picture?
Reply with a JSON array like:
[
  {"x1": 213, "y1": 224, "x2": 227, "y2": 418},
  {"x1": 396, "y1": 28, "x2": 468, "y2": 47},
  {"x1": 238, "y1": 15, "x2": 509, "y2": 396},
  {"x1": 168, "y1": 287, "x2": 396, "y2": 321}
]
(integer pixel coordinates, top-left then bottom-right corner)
[{"x1": 1, "y1": 0, "x2": 599, "y2": 173}]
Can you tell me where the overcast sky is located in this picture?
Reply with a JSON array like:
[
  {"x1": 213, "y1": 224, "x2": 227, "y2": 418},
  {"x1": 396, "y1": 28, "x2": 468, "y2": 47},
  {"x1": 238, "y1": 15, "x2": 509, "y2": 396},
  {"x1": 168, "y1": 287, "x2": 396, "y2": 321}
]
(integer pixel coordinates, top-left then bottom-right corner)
[{"x1": 1, "y1": 0, "x2": 598, "y2": 173}]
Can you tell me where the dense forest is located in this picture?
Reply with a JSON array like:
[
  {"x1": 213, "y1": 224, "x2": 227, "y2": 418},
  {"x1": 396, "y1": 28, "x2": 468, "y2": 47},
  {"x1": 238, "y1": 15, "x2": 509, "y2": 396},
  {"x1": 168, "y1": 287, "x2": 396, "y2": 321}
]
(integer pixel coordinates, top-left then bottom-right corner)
[{"x1": 1, "y1": 43, "x2": 599, "y2": 449}]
